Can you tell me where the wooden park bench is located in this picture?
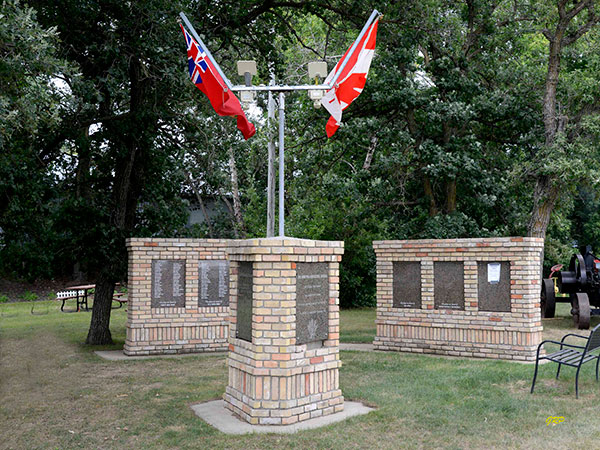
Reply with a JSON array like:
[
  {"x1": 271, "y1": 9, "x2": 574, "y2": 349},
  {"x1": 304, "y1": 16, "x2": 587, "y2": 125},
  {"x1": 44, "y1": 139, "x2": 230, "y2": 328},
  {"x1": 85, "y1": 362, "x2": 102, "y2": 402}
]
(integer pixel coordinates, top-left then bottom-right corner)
[
  {"x1": 56, "y1": 287, "x2": 91, "y2": 312},
  {"x1": 56, "y1": 284, "x2": 127, "y2": 312},
  {"x1": 112, "y1": 292, "x2": 128, "y2": 309},
  {"x1": 531, "y1": 323, "x2": 600, "y2": 398}
]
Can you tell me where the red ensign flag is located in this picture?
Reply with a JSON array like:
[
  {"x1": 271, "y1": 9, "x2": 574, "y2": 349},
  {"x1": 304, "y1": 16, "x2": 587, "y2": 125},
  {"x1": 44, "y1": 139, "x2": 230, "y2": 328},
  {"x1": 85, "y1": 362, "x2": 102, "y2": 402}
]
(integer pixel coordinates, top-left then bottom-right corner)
[{"x1": 181, "y1": 24, "x2": 255, "y2": 140}]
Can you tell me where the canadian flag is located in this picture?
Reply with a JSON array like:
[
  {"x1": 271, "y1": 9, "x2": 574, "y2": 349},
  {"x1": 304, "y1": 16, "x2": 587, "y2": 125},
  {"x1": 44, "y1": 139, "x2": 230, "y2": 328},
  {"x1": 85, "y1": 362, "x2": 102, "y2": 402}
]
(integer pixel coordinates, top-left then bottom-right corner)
[{"x1": 321, "y1": 18, "x2": 379, "y2": 137}]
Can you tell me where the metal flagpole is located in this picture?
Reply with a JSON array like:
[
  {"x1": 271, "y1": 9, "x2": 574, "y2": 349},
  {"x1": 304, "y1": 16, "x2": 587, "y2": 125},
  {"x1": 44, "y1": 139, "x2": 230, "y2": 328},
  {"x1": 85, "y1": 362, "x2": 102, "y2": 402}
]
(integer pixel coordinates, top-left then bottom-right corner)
[
  {"x1": 266, "y1": 76, "x2": 276, "y2": 237},
  {"x1": 278, "y1": 93, "x2": 285, "y2": 237},
  {"x1": 328, "y1": 9, "x2": 380, "y2": 87},
  {"x1": 179, "y1": 12, "x2": 235, "y2": 90},
  {"x1": 179, "y1": 10, "x2": 380, "y2": 239}
]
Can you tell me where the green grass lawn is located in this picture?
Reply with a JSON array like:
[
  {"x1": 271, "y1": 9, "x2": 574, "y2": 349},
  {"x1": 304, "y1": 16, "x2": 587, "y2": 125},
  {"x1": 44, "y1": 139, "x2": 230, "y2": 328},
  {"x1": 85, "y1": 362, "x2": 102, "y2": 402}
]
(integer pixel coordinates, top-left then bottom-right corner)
[
  {"x1": 2, "y1": 300, "x2": 600, "y2": 449},
  {"x1": 340, "y1": 307, "x2": 376, "y2": 343}
]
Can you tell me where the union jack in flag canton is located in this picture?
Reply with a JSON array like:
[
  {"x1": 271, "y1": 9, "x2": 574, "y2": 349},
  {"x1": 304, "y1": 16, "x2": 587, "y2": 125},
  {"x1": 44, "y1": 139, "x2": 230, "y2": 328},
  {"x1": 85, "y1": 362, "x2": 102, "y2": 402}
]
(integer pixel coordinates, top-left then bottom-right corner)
[{"x1": 180, "y1": 24, "x2": 256, "y2": 140}]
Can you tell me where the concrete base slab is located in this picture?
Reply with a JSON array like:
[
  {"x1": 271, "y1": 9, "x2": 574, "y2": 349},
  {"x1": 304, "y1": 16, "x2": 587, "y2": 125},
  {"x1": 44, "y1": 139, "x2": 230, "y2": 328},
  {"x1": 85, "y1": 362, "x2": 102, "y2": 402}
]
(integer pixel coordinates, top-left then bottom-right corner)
[
  {"x1": 191, "y1": 400, "x2": 374, "y2": 435},
  {"x1": 94, "y1": 350, "x2": 225, "y2": 361}
]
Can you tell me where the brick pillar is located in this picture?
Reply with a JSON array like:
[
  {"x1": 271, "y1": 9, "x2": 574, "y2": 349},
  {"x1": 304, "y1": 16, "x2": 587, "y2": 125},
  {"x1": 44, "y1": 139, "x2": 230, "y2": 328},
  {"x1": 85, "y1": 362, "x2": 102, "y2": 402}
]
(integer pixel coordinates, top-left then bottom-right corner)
[{"x1": 223, "y1": 238, "x2": 344, "y2": 425}]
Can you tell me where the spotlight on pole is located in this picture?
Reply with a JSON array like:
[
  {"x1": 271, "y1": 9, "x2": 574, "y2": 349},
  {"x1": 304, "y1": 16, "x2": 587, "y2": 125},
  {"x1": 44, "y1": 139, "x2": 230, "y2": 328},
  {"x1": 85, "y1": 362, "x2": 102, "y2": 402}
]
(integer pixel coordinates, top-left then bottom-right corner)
[
  {"x1": 307, "y1": 61, "x2": 327, "y2": 108},
  {"x1": 237, "y1": 60, "x2": 257, "y2": 106}
]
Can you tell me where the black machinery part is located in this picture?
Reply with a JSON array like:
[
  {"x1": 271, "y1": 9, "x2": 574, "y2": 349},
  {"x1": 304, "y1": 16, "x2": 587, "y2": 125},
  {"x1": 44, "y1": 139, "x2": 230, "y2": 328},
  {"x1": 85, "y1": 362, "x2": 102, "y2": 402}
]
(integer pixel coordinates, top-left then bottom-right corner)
[
  {"x1": 541, "y1": 278, "x2": 556, "y2": 319},
  {"x1": 558, "y1": 254, "x2": 587, "y2": 293},
  {"x1": 571, "y1": 292, "x2": 591, "y2": 330}
]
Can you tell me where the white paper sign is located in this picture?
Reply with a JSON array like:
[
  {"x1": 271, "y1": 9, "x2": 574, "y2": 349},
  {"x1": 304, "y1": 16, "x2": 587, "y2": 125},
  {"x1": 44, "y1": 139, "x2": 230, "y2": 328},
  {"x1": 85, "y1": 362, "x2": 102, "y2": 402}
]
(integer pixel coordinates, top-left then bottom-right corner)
[{"x1": 488, "y1": 263, "x2": 501, "y2": 284}]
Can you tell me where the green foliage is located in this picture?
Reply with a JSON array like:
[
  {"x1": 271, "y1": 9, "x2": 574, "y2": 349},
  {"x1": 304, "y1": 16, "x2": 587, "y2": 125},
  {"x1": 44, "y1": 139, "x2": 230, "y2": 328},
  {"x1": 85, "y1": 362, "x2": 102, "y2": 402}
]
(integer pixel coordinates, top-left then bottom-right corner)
[
  {"x1": 1, "y1": 1, "x2": 599, "y2": 308},
  {"x1": 20, "y1": 291, "x2": 38, "y2": 302},
  {"x1": 0, "y1": 294, "x2": 8, "y2": 303},
  {"x1": 0, "y1": 0, "x2": 69, "y2": 147},
  {"x1": 0, "y1": 0, "x2": 75, "y2": 280}
]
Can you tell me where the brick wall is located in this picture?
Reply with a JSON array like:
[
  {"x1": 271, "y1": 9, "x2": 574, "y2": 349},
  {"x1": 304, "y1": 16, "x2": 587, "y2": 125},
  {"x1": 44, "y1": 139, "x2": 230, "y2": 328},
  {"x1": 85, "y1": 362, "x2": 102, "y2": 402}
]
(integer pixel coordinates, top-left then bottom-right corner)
[
  {"x1": 373, "y1": 237, "x2": 544, "y2": 361},
  {"x1": 124, "y1": 238, "x2": 230, "y2": 355},
  {"x1": 223, "y1": 238, "x2": 344, "y2": 425}
]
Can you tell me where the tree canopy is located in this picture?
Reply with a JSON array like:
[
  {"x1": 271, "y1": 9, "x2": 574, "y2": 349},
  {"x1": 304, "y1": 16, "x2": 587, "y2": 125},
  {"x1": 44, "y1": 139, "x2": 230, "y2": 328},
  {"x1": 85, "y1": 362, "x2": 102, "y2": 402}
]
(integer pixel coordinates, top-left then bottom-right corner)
[{"x1": 1, "y1": 0, "x2": 599, "y2": 342}]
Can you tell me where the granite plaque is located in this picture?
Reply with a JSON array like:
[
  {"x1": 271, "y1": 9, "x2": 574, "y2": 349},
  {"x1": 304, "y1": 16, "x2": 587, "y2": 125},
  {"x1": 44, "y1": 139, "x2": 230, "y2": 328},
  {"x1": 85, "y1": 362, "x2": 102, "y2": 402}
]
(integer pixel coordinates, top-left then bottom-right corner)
[
  {"x1": 393, "y1": 262, "x2": 421, "y2": 308},
  {"x1": 478, "y1": 261, "x2": 511, "y2": 312},
  {"x1": 296, "y1": 263, "x2": 329, "y2": 345},
  {"x1": 236, "y1": 262, "x2": 253, "y2": 342},
  {"x1": 151, "y1": 259, "x2": 186, "y2": 308},
  {"x1": 434, "y1": 262, "x2": 464, "y2": 310},
  {"x1": 198, "y1": 260, "x2": 230, "y2": 307}
]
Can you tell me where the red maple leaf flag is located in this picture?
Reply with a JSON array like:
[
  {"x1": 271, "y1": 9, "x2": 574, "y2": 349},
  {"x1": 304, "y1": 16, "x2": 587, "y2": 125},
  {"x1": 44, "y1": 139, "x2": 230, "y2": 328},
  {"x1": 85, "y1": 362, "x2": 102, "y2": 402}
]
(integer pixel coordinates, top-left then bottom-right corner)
[
  {"x1": 321, "y1": 18, "x2": 379, "y2": 138},
  {"x1": 181, "y1": 24, "x2": 256, "y2": 140}
]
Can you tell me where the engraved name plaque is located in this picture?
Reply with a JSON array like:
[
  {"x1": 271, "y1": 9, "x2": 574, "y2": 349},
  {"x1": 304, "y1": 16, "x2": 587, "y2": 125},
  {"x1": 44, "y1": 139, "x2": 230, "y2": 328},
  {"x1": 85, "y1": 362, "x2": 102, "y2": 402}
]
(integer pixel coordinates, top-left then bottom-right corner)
[
  {"x1": 434, "y1": 261, "x2": 464, "y2": 310},
  {"x1": 393, "y1": 261, "x2": 422, "y2": 308},
  {"x1": 236, "y1": 262, "x2": 253, "y2": 342},
  {"x1": 296, "y1": 263, "x2": 329, "y2": 345},
  {"x1": 198, "y1": 260, "x2": 230, "y2": 307},
  {"x1": 151, "y1": 259, "x2": 186, "y2": 308}
]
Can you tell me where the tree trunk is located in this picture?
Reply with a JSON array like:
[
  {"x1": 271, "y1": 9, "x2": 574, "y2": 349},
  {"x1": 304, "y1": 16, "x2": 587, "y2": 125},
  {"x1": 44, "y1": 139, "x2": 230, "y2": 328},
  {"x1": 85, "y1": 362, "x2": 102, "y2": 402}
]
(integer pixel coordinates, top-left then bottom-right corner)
[
  {"x1": 423, "y1": 176, "x2": 437, "y2": 217},
  {"x1": 526, "y1": 15, "x2": 567, "y2": 240},
  {"x1": 75, "y1": 126, "x2": 91, "y2": 200},
  {"x1": 186, "y1": 171, "x2": 214, "y2": 237},
  {"x1": 86, "y1": 55, "x2": 148, "y2": 345},
  {"x1": 543, "y1": 36, "x2": 563, "y2": 146},
  {"x1": 227, "y1": 146, "x2": 246, "y2": 237},
  {"x1": 363, "y1": 136, "x2": 378, "y2": 170},
  {"x1": 445, "y1": 179, "x2": 457, "y2": 214},
  {"x1": 85, "y1": 271, "x2": 115, "y2": 344},
  {"x1": 527, "y1": 175, "x2": 560, "y2": 239},
  {"x1": 220, "y1": 193, "x2": 240, "y2": 238}
]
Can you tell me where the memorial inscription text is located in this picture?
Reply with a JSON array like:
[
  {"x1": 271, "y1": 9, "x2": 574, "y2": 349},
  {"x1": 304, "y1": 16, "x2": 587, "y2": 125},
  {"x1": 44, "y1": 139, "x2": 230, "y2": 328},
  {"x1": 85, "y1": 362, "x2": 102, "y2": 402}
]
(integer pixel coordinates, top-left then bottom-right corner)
[
  {"x1": 236, "y1": 262, "x2": 253, "y2": 342},
  {"x1": 296, "y1": 263, "x2": 329, "y2": 345},
  {"x1": 393, "y1": 261, "x2": 421, "y2": 308},
  {"x1": 434, "y1": 261, "x2": 465, "y2": 310},
  {"x1": 198, "y1": 260, "x2": 230, "y2": 307},
  {"x1": 151, "y1": 259, "x2": 186, "y2": 308}
]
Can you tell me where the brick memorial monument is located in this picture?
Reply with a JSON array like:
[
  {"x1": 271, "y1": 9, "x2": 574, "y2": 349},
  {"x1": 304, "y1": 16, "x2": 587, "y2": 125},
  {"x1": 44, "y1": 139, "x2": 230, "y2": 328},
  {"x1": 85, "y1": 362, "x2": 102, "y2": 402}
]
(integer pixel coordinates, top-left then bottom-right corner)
[
  {"x1": 223, "y1": 238, "x2": 345, "y2": 425},
  {"x1": 373, "y1": 237, "x2": 544, "y2": 361},
  {"x1": 124, "y1": 238, "x2": 230, "y2": 355}
]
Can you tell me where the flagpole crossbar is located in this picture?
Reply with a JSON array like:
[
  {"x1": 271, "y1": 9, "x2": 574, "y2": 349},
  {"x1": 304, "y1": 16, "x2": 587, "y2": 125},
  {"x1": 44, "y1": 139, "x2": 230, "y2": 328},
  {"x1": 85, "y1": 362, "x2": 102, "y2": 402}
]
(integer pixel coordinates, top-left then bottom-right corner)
[
  {"x1": 180, "y1": 9, "x2": 381, "y2": 238},
  {"x1": 231, "y1": 84, "x2": 331, "y2": 92}
]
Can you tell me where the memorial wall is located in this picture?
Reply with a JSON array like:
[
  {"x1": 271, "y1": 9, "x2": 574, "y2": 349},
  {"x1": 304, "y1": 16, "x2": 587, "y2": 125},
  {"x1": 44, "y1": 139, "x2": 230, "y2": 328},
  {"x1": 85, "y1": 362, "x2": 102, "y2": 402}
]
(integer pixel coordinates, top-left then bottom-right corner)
[
  {"x1": 373, "y1": 237, "x2": 544, "y2": 361},
  {"x1": 124, "y1": 238, "x2": 230, "y2": 355}
]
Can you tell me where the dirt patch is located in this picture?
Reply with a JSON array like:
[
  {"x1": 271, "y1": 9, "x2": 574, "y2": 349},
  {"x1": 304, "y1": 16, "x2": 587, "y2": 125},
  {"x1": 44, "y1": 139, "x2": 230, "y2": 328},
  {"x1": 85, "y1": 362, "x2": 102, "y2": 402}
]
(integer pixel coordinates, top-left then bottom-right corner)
[{"x1": 0, "y1": 330, "x2": 227, "y2": 449}]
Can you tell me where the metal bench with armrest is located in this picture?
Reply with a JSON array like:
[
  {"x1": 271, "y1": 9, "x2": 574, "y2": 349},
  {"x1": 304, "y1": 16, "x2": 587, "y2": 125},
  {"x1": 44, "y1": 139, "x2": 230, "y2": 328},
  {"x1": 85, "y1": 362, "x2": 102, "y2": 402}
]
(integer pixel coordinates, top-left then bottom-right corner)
[{"x1": 531, "y1": 323, "x2": 600, "y2": 398}]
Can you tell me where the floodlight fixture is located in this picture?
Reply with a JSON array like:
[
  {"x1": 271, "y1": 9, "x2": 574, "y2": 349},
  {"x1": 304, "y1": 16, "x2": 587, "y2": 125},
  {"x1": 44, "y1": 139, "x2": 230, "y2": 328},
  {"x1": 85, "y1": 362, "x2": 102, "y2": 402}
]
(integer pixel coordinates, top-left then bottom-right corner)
[
  {"x1": 308, "y1": 61, "x2": 328, "y2": 79},
  {"x1": 237, "y1": 60, "x2": 257, "y2": 105},
  {"x1": 307, "y1": 61, "x2": 328, "y2": 108},
  {"x1": 240, "y1": 90, "x2": 256, "y2": 106},
  {"x1": 237, "y1": 60, "x2": 257, "y2": 76},
  {"x1": 237, "y1": 60, "x2": 257, "y2": 85}
]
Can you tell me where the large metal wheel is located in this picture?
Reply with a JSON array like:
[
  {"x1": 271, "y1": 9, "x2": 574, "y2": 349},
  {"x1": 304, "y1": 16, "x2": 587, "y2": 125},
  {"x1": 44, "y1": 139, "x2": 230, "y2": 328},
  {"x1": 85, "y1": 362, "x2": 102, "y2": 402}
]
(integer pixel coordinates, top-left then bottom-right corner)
[
  {"x1": 571, "y1": 292, "x2": 591, "y2": 330},
  {"x1": 541, "y1": 278, "x2": 556, "y2": 318},
  {"x1": 569, "y1": 254, "x2": 588, "y2": 285}
]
